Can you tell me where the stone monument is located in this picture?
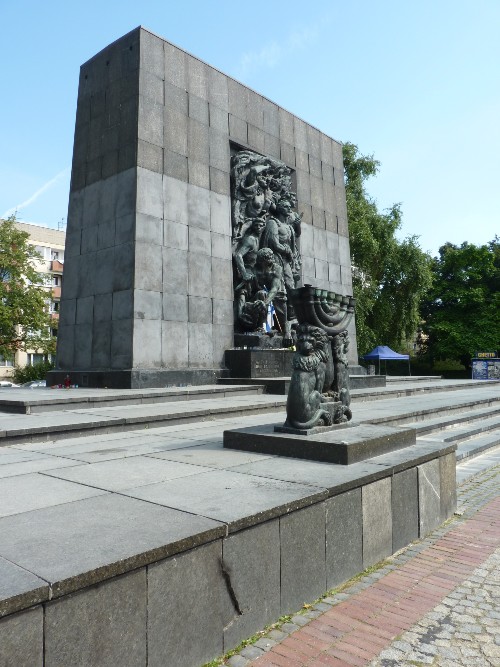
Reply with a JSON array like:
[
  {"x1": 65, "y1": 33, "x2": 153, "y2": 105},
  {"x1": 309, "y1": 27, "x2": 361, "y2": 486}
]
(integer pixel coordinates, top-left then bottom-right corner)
[{"x1": 49, "y1": 26, "x2": 357, "y2": 388}]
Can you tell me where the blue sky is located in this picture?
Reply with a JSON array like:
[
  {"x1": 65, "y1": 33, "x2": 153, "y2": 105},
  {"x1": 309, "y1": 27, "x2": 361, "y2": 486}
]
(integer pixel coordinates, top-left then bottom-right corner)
[{"x1": 1, "y1": 0, "x2": 498, "y2": 257}]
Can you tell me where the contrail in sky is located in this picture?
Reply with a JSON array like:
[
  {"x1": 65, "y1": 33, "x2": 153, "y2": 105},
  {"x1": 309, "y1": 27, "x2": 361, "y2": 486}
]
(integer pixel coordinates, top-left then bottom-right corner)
[{"x1": 2, "y1": 167, "x2": 70, "y2": 218}]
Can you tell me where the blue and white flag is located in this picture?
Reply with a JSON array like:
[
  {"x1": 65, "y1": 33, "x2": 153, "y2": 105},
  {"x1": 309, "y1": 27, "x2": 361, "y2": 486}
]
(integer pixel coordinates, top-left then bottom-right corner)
[{"x1": 265, "y1": 301, "x2": 275, "y2": 332}]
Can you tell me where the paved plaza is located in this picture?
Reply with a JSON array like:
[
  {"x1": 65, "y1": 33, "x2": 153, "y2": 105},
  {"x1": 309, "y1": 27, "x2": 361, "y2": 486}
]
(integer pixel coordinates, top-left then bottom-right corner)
[{"x1": 225, "y1": 448, "x2": 500, "y2": 667}]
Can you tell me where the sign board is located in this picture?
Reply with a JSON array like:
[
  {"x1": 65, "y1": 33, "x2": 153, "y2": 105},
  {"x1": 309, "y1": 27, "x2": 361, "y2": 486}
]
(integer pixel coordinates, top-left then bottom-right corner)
[
  {"x1": 475, "y1": 351, "x2": 497, "y2": 359},
  {"x1": 472, "y1": 358, "x2": 500, "y2": 380}
]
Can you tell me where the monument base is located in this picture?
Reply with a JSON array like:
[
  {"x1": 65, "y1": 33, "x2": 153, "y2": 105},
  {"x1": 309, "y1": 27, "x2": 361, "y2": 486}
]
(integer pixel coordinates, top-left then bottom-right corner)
[
  {"x1": 47, "y1": 368, "x2": 230, "y2": 389},
  {"x1": 274, "y1": 420, "x2": 356, "y2": 437},
  {"x1": 223, "y1": 422, "x2": 417, "y2": 465},
  {"x1": 225, "y1": 348, "x2": 293, "y2": 379}
]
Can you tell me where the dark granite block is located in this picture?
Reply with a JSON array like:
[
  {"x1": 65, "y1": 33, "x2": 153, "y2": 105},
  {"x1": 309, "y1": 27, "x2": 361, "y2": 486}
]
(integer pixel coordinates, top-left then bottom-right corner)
[
  {"x1": 164, "y1": 220, "x2": 188, "y2": 251},
  {"x1": 188, "y1": 226, "x2": 211, "y2": 255},
  {"x1": 293, "y1": 117, "x2": 308, "y2": 152},
  {"x1": 188, "y1": 296, "x2": 212, "y2": 324},
  {"x1": 91, "y1": 318, "x2": 111, "y2": 368},
  {"x1": 440, "y1": 453, "x2": 457, "y2": 521},
  {"x1": 321, "y1": 134, "x2": 333, "y2": 165},
  {"x1": 164, "y1": 149, "x2": 188, "y2": 182},
  {"x1": 262, "y1": 99, "x2": 280, "y2": 137},
  {"x1": 280, "y1": 504, "x2": 326, "y2": 614},
  {"x1": 188, "y1": 252, "x2": 212, "y2": 297},
  {"x1": 0, "y1": 607, "x2": 43, "y2": 667},
  {"x1": 188, "y1": 117, "x2": 210, "y2": 164},
  {"x1": 229, "y1": 114, "x2": 248, "y2": 144},
  {"x1": 307, "y1": 125, "x2": 321, "y2": 159},
  {"x1": 208, "y1": 68, "x2": 229, "y2": 110},
  {"x1": 309, "y1": 155, "x2": 322, "y2": 178},
  {"x1": 164, "y1": 42, "x2": 187, "y2": 89},
  {"x1": 139, "y1": 69, "x2": 164, "y2": 105},
  {"x1": 228, "y1": 78, "x2": 247, "y2": 120},
  {"x1": 164, "y1": 107, "x2": 188, "y2": 156},
  {"x1": 137, "y1": 139, "x2": 163, "y2": 174},
  {"x1": 163, "y1": 247, "x2": 188, "y2": 295},
  {"x1": 248, "y1": 125, "x2": 266, "y2": 154},
  {"x1": 209, "y1": 105, "x2": 229, "y2": 134},
  {"x1": 165, "y1": 80, "x2": 188, "y2": 114},
  {"x1": 264, "y1": 133, "x2": 281, "y2": 159},
  {"x1": 45, "y1": 570, "x2": 147, "y2": 667},
  {"x1": 391, "y1": 467, "x2": 419, "y2": 552},
  {"x1": 295, "y1": 148, "x2": 308, "y2": 173},
  {"x1": 163, "y1": 293, "x2": 188, "y2": 322},
  {"x1": 222, "y1": 520, "x2": 281, "y2": 651},
  {"x1": 74, "y1": 324, "x2": 92, "y2": 368},
  {"x1": 189, "y1": 94, "x2": 209, "y2": 125},
  {"x1": 188, "y1": 159, "x2": 210, "y2": 189},
  {"x1": 187, "y1": 55, "x2": 208, "y2": 100},
  {"x1": 279, "y1": 108, "x2": 294, "y2": 145},
  {"x1": 209, "y1": 128, "x2": 231, "y2": 172},
  {"x1": 139, "y1": 29, "x2": 164, "y2": 78},
  {"x1": 325, "y1": 488, "x2": 362, "y2": 588},
  {"x1": 362, "y1": 478, "x2": 392, "y2": 567},
  {"x1": 188, "y1": 322, "x2": 214, "y2": 367},
  {"x1": 148, "y1": 541, "x2": 232, "y2": 667},
  {"x1": 418, "y1": 458, "x2": 441, "y2": 537}
]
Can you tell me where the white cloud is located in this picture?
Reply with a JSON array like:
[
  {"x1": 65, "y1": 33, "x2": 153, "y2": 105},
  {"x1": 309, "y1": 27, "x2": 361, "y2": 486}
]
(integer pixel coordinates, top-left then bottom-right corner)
[
  {"x1": 2, "y1": 167, "x2": 70, "y2": 218},
  {"x1": 237, "y1": 20, "x2": 326, "y2": 77}
]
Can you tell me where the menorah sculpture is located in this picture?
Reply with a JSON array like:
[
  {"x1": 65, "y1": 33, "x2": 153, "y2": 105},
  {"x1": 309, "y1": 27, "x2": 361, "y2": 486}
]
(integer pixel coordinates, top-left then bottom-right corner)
[{"x1": 280, "y1": 286, "x2": 356, "y2": 432}]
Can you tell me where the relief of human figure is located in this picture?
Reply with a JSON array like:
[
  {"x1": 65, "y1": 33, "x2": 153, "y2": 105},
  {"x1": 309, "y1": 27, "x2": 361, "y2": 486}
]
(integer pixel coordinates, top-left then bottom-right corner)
[
  {"x1": 231, "y1": 150, "x2": 302, "y2": 341},
  {"x1": 232, "y1": 218, "x2": 267, "y2": 331}
]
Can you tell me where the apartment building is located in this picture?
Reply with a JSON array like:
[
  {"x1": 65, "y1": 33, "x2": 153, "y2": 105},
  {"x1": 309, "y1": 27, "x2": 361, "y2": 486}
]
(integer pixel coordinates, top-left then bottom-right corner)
[{"x1": 0, "y1": 221, "x2": 65, "y2": 380}]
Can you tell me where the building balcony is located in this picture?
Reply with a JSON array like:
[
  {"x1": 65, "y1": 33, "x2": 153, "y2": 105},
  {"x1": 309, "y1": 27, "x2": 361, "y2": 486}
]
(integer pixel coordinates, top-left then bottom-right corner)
[
  {"x1": 50, "y1": 312, "x2": 59, "y2": 321},
  {"x1": 51, "y1": 260, "x2": 64, "y2": 273},
  {"x1": 52, "y1": 286, "x2": 61, "y2": 298}
]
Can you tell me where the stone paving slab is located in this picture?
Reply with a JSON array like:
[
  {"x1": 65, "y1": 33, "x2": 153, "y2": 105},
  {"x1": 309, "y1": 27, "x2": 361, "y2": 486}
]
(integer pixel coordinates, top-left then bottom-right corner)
[
  {"x1": 121, "y1": 469, "x2": 328, "y2": 532},
  {"x1": 0, "y1": 472, "x2": 107, "y2": 518},
  {"x1": 228, "y1": 458, "x2": 500, "y2": 667},
  {"x1": 0, "y1": 494, "x2": 225, "y2": 603},
  {"x1": 42, "y1": 455, "x2": 216, "y2": 491},
  {"x1": 0, "y1": 557, "x2": 49, "y2": 618}
]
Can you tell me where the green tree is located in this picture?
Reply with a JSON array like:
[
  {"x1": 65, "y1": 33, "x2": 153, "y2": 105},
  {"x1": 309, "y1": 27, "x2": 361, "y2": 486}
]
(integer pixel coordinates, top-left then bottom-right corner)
[
  {"x1": 0, "y1": 215, "x2": 55, "y2": 359},
  {"x1": 420, "y1": 238, "x2": 500, "y2": 367},
  {"x1": 343, "y1": 142, "x2": 433, "y2": 355}
]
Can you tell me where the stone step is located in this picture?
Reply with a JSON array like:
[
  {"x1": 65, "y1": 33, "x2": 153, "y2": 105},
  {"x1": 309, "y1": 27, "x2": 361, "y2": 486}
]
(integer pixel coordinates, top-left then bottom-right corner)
[
  {"x1": 0, "y1": 384, "x2": 265, "y2": 415},
  {"x1": 456, "y1": 430, "x2": 500, "y2": 461},
  {"x1": 405, "y1": 404, "x2": 500, "y2": 437},
  {"x1": 0, "y1": 394, "x2": 287, "y2": 446}
]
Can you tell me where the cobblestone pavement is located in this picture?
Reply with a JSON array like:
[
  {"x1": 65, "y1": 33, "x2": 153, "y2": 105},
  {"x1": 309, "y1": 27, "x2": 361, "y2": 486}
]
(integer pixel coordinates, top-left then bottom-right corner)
[{"x1": 223, "y1": 459, "x2": 500, "y2": 667}]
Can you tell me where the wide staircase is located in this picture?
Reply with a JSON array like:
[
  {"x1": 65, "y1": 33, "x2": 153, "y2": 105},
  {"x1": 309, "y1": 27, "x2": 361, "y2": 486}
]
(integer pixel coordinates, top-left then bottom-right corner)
[{"x1": 0, "y1": 380, "x2": 499, "y2": 460}]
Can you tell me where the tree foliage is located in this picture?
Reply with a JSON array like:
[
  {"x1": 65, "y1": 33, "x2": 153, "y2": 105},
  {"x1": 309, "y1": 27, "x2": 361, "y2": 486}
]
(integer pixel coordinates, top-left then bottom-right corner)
[
  {"x1": 420, "y1": 238, "x2": 500, "y2": 367},
  {"x1": 343, "y1": 142, "x2": 433, "y2": 355},
  {"x1": 0, "y1": 215, "x2": 55, "y2": 358}
]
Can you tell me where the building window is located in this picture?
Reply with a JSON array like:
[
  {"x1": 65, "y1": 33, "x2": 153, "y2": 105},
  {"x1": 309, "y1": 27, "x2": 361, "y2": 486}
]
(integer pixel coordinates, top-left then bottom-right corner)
[
  {"x1": 0, "y1": 355, "x2": 14, "y2": 367},
  {"x1": 27, "y1": 353, "x2": 49, "y2": 366},
  {"x1": 51, "y1": 301, "x2": 60, "y2": 313},
  {"x1": 52, "y1": 275, "x2": 61, "y2": 287},
  {"x1": 51, "y1": 251, "x2": 59, "y2": 261}
]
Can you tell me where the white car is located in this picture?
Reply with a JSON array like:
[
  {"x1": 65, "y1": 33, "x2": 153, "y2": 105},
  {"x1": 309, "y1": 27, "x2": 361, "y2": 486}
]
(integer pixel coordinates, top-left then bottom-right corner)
[{"x1": 0, "y1": 381, "x2": 20, "y2": 388}]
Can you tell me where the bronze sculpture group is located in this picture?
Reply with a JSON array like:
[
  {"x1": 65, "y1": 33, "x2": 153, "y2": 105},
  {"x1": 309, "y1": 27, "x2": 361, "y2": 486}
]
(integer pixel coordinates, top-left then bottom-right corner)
[{"x1": 231, "y1": 149, "x2": 354, "y2": 429}]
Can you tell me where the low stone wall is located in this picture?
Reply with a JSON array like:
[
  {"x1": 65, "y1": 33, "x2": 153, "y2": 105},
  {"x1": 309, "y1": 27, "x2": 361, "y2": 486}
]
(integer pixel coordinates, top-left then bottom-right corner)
[{"x1": 0, "y1": 451, "x2": 456, "y2": 667}]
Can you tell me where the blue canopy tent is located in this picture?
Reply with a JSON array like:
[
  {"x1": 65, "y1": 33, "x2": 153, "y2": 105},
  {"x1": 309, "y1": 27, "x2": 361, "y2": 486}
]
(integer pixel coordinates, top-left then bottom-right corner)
[{"x1": 362, "y1": 345, "x2": 411, "y2": 376}]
